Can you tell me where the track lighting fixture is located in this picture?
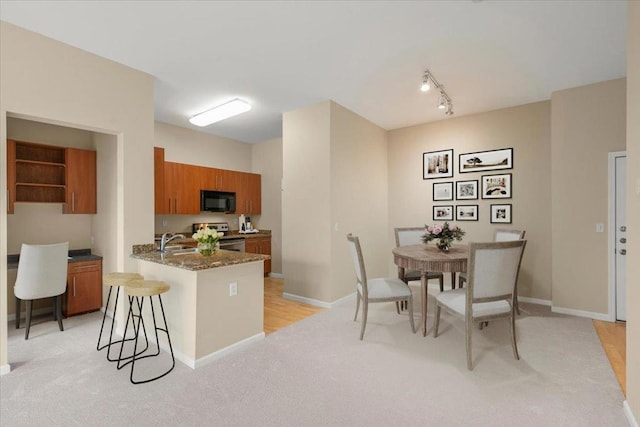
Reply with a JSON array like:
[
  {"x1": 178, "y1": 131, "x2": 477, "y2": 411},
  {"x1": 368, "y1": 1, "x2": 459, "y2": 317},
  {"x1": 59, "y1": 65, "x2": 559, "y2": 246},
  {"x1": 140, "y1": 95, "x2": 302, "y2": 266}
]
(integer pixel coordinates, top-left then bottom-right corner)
[
  {"x1": 420, "y1": 72, "x2": 431, "y2": 92},
  {"x1": 420, "y1": 68, "x2": 454, "y2": 116}
]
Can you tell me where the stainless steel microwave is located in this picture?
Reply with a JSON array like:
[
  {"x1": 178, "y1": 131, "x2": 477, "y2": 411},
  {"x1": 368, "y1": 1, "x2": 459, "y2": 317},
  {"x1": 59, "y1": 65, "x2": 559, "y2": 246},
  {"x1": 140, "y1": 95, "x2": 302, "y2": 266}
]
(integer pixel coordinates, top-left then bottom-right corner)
[{"x1": 200, "y1": 190, "x2": 236, "y2": 212}]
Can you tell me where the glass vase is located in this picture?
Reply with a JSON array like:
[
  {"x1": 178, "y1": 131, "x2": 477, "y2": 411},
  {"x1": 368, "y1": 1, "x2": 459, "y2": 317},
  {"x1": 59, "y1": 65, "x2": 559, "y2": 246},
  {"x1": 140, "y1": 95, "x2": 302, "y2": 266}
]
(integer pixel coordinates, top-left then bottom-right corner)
[
  {"x1": 437, "y1": 238, "x2": 452, "y2": 252},
  {"x1": 197, "y1": 241, "x2": 215, "y2": 256}
]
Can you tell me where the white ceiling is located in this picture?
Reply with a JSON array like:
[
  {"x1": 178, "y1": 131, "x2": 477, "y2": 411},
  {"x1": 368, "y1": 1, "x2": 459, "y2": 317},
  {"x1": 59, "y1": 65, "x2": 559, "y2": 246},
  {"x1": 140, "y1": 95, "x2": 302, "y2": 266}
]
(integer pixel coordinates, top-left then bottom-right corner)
[{"x1": 0, "y1": 1, "x2": 627, "y2": 143}]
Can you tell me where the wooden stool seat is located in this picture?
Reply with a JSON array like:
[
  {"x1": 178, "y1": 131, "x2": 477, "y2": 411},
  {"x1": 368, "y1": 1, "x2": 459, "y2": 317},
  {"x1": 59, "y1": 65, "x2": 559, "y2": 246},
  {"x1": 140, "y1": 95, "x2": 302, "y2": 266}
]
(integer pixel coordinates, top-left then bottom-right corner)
[
  {"x1": 125, "y1": 280, "x2": 170, "y2": 297},
  {"x1": 97, "y1": 272, "x2": 147, "y2": 361},
  {"x1": 103, "y1": 272, "x2": 143, "y2": 287},
  {"x1": 117, "y1": 279, "x2": 175, "y2": 384}
]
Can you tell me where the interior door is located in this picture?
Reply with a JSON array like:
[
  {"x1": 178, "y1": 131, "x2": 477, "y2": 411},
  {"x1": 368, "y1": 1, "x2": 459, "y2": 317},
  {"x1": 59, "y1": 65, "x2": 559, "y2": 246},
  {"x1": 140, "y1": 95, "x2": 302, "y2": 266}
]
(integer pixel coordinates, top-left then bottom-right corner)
[{"x1": 615, "y1": 155, "x2": 627, "y2": 321}]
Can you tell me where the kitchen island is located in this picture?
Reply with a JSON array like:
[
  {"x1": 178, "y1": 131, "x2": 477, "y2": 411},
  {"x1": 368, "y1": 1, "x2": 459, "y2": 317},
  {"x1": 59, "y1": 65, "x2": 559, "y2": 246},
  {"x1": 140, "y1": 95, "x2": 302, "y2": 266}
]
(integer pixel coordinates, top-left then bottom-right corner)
[{"x1": 131, "y1": 247, "x2": 270, "y2": 369}]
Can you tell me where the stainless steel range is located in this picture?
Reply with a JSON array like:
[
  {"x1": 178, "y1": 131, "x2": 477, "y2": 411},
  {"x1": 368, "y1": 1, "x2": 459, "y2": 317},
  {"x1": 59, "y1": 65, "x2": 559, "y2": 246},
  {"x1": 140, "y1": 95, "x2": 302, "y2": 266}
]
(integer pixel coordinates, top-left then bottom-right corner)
[{"x1": 192, "y1": 222, "x2": 245, "y2": 252}]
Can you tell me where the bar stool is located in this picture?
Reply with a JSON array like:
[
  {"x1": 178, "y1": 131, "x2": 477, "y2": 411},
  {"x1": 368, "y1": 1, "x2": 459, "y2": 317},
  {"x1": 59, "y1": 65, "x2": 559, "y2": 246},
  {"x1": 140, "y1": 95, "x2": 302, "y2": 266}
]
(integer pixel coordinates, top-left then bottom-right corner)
[
  {"x1": 97, "y1": 272, "x2": 148, "y2": 361},
  {"x1": 117, "y1": 279, "x2": 175, "y2": 384}
]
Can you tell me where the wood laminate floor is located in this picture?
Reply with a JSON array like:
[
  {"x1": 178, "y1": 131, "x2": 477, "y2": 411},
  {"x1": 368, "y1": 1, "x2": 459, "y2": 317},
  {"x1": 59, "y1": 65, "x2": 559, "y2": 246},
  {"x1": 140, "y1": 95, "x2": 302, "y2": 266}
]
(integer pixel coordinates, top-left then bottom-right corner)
[
  {"x1": 264, "y1": 277, "x2": 323, "y2": 334},
  {"x1": 593, "y1": 320, "x2": 626, "y2": 396}
]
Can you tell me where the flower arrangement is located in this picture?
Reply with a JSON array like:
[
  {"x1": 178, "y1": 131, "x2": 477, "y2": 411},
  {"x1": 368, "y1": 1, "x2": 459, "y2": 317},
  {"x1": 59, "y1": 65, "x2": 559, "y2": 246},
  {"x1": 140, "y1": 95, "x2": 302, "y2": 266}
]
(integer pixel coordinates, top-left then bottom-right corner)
[
  {"x1": 192, "y1": 228, "x2": 223, "y2": 256},
  {"x1": 422, "y1": 222, "x2": 465, "y2": 252}
]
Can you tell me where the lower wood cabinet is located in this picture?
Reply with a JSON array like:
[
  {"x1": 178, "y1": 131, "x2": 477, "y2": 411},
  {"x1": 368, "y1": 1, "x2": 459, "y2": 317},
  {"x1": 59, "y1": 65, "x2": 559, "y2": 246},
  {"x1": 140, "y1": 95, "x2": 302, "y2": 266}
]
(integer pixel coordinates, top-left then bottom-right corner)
[
  {"x1": 245, "y1": 236, "x2": 271, "y2": 276},
  {"x1": 64, "y1": 260, "x2": 102, "y2": 316}
]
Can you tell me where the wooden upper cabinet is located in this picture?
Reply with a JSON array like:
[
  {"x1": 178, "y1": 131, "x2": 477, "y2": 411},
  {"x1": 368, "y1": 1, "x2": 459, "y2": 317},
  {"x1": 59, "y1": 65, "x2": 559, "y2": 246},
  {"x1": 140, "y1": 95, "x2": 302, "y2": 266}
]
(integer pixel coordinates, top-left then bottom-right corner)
[
  {"x1": 65, "y1": 148, "x2": 97, "y2": 214},
  {"x1": 7, "y1": 140, "x2": 96, "y2": 214},
  {"x1": 152, "y1": 146, "x2": 261, "y2": 216},
  {"x1": 202, "y1": 167, "x2": 237, "y2": 192},
  {"x1": 164, "y1": 161, "x2": 201, "y2": 214},
  {"x1": 236, "y1": 172, "x2": 261, "y2": 215},
  {"x1": 154, "y1": 147, "x2": 168, "y2": 214}
]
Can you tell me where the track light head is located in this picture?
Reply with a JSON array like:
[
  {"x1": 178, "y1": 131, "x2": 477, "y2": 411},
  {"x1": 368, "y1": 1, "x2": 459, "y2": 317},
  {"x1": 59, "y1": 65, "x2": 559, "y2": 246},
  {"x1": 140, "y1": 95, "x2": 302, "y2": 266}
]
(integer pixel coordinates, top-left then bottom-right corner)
[
  {"x1": 420, "y1": 73, "x2": 431, "y2": 92},
  {"x1": 445, "y1": 104, "x2": 454, "y2": 116},
  {"x1": 438, "y1": 95, "x2": 446, "y2": 109}
]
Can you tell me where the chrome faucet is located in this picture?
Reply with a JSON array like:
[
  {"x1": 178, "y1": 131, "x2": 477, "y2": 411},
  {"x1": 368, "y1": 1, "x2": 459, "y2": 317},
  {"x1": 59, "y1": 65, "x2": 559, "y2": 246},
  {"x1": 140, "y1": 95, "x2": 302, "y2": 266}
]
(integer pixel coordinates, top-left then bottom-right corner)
[{"x1": 160, "y1": 232, "x2": 185, "y2": 252}]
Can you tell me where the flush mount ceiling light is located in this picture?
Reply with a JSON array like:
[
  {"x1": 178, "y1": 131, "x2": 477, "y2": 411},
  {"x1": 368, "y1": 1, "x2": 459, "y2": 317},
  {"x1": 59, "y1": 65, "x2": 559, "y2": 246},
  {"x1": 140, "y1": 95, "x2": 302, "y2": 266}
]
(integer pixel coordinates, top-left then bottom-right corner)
[
  {"x1": 189, "y1": 98, "x2": 251, "y2": 127},
  {"x1": 420, "y1": 68, "x2": 454, "y2": 116}
]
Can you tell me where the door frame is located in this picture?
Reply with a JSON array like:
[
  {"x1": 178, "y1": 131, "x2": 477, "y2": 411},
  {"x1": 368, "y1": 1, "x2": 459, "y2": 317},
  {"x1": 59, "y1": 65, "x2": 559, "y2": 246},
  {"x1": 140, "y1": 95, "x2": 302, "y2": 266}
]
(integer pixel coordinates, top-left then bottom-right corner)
[{"x1": 607, "y1": 151, "x2": 626, "y2": 321}]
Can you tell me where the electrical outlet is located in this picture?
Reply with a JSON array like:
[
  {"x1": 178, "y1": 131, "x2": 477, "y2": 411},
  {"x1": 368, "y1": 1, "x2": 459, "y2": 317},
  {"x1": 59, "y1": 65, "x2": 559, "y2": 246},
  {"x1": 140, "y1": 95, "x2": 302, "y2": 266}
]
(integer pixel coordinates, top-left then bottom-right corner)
[
  {"x1": 596, "y1": 223, "x2": 604, "y2": 233},
  {"x1": 91, "y1": 236, "x2": 95, "y2": 246},
  {"x1": 162, "y1": 219, "x2": 168, "y2": 228},
  {"x1": 229, "y1": 282, "x2": 238, "y2": 297}
]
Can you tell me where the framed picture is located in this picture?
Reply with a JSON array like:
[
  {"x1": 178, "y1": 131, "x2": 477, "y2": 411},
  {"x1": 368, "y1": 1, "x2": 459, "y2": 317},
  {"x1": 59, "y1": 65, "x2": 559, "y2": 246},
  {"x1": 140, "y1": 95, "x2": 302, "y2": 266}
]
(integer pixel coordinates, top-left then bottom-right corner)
[
  {"x1": 423, "y1": 149, "x2": 454, "y2": 180},
  {"x1": 481, "y1": 173, "x2": 512, "y2": 199},
  {"x1": 433, "y1": 181, "x2": 453, "y2": 201},
  {"x1": 456, "y1": 205, "x2": 478, "y2": 221},
  {"x1": 490, "y1": 204, "x2": 512, "y2": 224},
  {"x1": 433, "y1": 205, "x2": 453, "y2": 221},
  {"x1": 455, "y1": 180, "x2": 478, "y2": 200},
  {"x1": 459, "y1": 148, "x2": 513, "y2": 173}
]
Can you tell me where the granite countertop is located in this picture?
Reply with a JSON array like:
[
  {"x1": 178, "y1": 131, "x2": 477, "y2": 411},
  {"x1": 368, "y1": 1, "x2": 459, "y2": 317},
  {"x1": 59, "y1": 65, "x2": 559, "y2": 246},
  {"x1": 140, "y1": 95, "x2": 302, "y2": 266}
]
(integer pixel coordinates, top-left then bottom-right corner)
[
  {"x1": 154, "y1": 230, "x2": 271, "y2": 242},
  {"x1": 131, "y1": 247, "x2": 270, "y2": 271},
  {"x1": 7, "y1": 248, "x2": 102, "y2": 270}
]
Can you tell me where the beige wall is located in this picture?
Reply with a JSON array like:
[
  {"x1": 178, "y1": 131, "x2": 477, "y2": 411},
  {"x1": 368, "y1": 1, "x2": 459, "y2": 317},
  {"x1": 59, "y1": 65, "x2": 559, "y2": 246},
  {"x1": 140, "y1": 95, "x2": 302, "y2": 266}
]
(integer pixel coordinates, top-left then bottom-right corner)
[
  {"x1": 0, "y1": 22, "x2": 155, "y2": 369},
  {"x1": 626, "y1": 0, "x2": 640, "y2": 422},
  {"x1": 282, "y1": 101, "x2": 332, "y2": 302},
  {"x1": 282, "y1": 101, "x2": 388, "y2": 303},
  {"x1": 330, "y1": 102, "x2": 389, "y2": 301},
  {"x1": 153, "y1": 121, "x2": 255, "y2": 235},
  {"x1": 388, "y1": 102, "x2": 552, "y2": 299},
  {"x1": 551, "y1": 79, "x2": 627, "y2": 315},
  {"x1": 252, "y1": 138, "x2": 283, "y2": 275}
]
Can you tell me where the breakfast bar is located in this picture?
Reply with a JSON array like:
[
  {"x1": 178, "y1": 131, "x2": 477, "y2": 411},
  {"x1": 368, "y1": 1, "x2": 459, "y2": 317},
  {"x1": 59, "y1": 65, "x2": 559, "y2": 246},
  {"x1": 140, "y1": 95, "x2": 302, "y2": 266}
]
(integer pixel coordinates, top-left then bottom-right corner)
[{"x1": 131, "y1": 247, "x2": 270, "y2": 369}]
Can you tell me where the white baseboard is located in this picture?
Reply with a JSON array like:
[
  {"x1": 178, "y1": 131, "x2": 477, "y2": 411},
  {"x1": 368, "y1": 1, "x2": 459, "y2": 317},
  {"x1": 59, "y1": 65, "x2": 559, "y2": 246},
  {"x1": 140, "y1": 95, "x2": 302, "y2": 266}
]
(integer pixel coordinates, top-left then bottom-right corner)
[
  {"x1": 625, "y1": 401, "x2": 639, "y2": 427},
  {"x1": 551, "y1": 306, "x2": 610, "y2": 321},
  {"x1": 0, "y1": 364, "x2": 11, "y2": 375},
  {"x1": 282, "y1": 291, "x2": 356, "y2": 309},
  {"x1": 518, "y1": 296, "x2": 552, "y2": 306},
  {"x1": 268, "y1": 272, "x2": 284, "y2": 279},
  {"x1": 192, "y1": 332, "x2": 265, "y2": 369}
]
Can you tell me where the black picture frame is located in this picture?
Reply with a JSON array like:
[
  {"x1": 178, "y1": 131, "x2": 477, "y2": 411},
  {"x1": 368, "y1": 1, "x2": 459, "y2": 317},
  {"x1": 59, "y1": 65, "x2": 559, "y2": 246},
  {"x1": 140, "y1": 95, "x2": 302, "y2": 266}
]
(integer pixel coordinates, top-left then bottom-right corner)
[
  {"x1": 423, "y1": 149, "x2": 454, "y2": 180},
  {"x1": 459, "y1": 148, "x2": 513, "y2": 173},
  {"x1": 433, "y1": 181, "x2": 454, "y2": 201},
  {"x1": 490, "y1": 204, "x2": 512, "y2": 224},
  {"x1": 481, "y1": 173, "x2": 512, "y2": 199},
  {"x1": 433, "y1": 205, "x2": 454, "y2": 221},
  {"x1": 456, "y1": 205, "x2": 479, "y2": 221},
  {"x1": 455, "y1": 180, "x2": 478, "y2": 200}
]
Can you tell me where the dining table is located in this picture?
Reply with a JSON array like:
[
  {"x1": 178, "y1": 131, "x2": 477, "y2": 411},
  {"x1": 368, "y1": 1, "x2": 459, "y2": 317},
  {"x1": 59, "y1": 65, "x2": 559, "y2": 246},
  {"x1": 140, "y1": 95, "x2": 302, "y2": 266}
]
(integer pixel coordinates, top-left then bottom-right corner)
[{"x1": 392, "y1": 243, "x2": 468, "y2": 336}]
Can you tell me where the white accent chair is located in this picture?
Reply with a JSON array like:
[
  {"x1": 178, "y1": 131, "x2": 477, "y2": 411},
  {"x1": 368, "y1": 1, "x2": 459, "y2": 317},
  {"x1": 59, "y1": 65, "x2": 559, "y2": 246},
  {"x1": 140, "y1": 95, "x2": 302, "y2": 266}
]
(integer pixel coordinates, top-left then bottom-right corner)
[
  {"x1": 458, "y1": 229, "x2": 526, "y2": 288},
  {"x1": 433, "y1": 240, "x2": 527, "y2": 370},
  {"x1": 347, "y1": 234, "x2": 416, "y2": 340},
  {"x1": 14, "y1": 242, "x2": 69, "y2": 340}
]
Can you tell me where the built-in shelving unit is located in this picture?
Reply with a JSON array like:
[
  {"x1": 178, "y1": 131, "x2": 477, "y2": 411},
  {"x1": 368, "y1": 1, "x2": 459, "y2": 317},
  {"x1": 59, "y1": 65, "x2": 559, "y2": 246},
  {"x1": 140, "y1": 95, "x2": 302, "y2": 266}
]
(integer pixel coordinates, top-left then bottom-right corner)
[
  {"x1": 7, "y1": 139, "x2": 97, "y2": 214},
  {"x1": 11, "y1": 140, "x2": 67, "y2": 206}
]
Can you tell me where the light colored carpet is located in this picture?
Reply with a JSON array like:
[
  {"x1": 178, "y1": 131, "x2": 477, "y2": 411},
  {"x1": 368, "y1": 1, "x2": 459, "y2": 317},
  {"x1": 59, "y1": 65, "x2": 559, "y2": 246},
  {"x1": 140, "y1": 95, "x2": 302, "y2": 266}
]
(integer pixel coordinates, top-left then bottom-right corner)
[{"x1": 0, "y1": 287, "x2": 628, "y2": 427}]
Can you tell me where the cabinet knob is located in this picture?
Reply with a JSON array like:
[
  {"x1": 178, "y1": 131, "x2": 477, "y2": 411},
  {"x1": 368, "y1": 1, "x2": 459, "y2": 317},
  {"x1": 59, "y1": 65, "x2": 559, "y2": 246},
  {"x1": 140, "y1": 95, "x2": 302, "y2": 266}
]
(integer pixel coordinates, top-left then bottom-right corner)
[{"x1": 619, "y1": 249, "x2": 626, "y2": 255}]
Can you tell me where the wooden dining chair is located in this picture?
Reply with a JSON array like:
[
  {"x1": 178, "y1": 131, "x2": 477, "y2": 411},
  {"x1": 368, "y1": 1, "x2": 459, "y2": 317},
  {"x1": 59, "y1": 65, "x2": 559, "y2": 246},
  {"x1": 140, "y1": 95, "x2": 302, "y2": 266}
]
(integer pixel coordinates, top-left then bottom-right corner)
[
  {"x1": 433, "y1": 240, "x2": 527, "y2": 370},
  {"x1": 458, "y1": 229, "x2": 526, "y2": 315},
  {"x1": 347, "y1": 234, "x2": 416, "y2": 340},
  {"x1": 393, "y1": 227, "x2": 446, "y2": 314}
]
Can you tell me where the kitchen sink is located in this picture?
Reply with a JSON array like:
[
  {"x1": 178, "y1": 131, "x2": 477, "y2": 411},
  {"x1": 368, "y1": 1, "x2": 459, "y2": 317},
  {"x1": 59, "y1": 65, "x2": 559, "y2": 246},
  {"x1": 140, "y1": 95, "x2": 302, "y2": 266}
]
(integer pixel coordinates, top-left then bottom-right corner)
[{"x1": 165, "y1": 247, "x2": 199, "y2": 256}]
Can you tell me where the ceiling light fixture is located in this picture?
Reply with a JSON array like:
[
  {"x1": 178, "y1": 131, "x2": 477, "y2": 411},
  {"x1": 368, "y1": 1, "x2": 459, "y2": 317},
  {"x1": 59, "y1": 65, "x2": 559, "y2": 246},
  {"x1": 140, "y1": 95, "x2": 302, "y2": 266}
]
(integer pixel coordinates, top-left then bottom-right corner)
[
  {"x1": 189, "y1": 98, "x2": 251, "y2": 127},
  {"x1": 420, "y1": 72, "x2": 431, "y2": 92},
  {"x1": 420, "y1": 68, "x2": 454, "y2": 116}
]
